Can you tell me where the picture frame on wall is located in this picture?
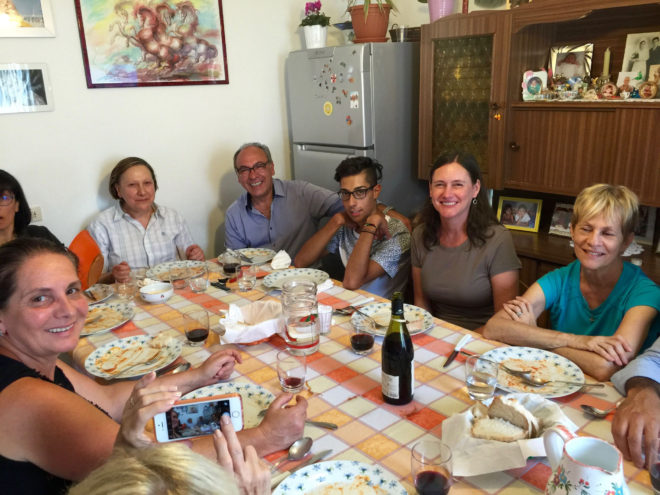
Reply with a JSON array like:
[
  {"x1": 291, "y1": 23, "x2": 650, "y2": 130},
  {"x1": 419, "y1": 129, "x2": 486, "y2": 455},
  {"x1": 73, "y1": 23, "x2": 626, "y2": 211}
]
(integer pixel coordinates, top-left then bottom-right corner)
[
  {"x1": 621, "y1": 31, "x2": 660, "y2": 81},
  {"x1": 0, "y1": 0, "x2": 55, "y2": 37},
  {"x1": 549, "y1": 203, "x2": 574, "y2": 237},
  {"x1": 497, "y1": 196, "x2": 542, "y2": 233},
  {"x1": 73, "y1": 0, "x2": 229, "y2": 88},
  {"x1": 634, "y1": 206, "x2": 656, "y2": 246},
  {"x1": 549, "y1": 44, "x2": 593, "y2": 80},
  {"x1": 0, "y1": 63, "x2": 53, "y2": 114}
]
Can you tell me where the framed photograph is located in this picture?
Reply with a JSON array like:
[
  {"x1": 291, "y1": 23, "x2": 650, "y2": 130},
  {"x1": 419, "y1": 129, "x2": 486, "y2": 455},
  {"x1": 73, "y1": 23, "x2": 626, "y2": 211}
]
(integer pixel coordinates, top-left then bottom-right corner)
[
  {"x1": 0, "y1": 0, "x2": 55, "y2": 37},
  {"x1": 617, "y1": 71, "x2": 642, "y2": 92},
  {"x1": 549, "y1": 203, "x2": 574, "y2": 237},
  {"x1": 0, "y1": 63, "x2": 53, "y2": 114},
  {"x1": 622, "y1": 32, "x2": 660, "y2": 81},
  {"x1": 468, "y1": 0, "x2": 509, "y2": 13},
  {"x1": 549, "y1": 44, "x2": 593, "y2": 80},
  {"x1": 634, "y1": 206, "x2": 656, "y2": 246},
  {"x1": 73, "y1": 0, "x2": 229, "y2": 88},
  {"x1": 497, "y1": 197, "x2": 542, "y2": 233},
  {"x1": 521, "y1": 70, "x2": 547, "y2": 101}
]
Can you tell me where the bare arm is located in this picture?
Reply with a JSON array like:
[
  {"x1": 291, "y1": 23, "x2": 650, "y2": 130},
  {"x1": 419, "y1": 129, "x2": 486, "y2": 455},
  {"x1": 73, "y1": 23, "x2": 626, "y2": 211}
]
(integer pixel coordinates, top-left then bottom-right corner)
[
  {"x1": 412, "y1": 266, "x2": 432, "y2": 312},
  {"x1": 294, "y1": 213, "x2": 345, "y2": 268},
  {"x1": 490, "y1": 270, "x2": 519, "y2": 314}
]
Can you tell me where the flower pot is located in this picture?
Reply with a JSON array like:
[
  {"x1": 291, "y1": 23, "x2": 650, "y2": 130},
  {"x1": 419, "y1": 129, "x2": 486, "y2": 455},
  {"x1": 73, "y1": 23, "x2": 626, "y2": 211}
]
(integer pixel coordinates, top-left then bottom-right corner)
[
  {"x1": 348, "y1": 5, "x2": 391, "y2": 43},
  {"x1": 303, "y1": 25, "x2": 327, "y2": 49},
  {"x1": 428, "y1": 0, "x2": 454, "y2": 22}
]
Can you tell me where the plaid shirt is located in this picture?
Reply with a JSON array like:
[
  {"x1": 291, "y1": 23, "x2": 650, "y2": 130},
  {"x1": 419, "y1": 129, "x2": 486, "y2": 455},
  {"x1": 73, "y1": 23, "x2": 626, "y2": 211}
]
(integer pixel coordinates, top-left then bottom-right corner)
[{"x1": 88, "y1": 203, "x2": 195, "y2": 271}]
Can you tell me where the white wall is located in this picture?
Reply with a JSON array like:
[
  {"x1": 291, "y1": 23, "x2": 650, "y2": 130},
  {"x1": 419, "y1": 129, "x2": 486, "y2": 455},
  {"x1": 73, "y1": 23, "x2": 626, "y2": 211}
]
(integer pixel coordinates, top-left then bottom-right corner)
[{"x1": 1, "y1": 0, "x2": 432, "y2": 256}]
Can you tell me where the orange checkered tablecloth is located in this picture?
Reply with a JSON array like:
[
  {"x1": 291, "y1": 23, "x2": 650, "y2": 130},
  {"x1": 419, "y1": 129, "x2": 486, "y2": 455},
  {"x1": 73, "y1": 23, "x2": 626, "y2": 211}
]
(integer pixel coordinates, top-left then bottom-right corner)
[{"x1": 72, "y1": 277, "x2": 654, "y2": 494}]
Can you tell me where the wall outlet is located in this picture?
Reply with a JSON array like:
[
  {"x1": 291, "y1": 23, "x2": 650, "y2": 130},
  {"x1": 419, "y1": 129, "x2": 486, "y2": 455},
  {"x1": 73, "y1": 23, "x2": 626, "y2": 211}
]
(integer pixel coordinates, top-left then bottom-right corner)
[{"x1": 30, "y1": 206, "x2": 43, "y2": 223}]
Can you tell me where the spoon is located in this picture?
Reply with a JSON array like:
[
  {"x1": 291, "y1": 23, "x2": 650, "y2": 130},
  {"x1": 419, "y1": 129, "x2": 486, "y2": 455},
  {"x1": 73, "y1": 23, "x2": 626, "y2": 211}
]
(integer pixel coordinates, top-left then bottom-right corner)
[
  {"x1": 520, "y1": 374, "x2": 604, "y2": 388},
  {"x1": 581, "y1": 399, "x2": 623, "y2": 418},
  {"x1": 270, "y1": 437, "x2": 313, "y2": 472}
]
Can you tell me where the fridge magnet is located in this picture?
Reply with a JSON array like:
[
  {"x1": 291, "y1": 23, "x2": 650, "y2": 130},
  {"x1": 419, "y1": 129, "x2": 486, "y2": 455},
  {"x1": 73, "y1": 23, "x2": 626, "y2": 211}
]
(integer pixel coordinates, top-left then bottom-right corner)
[
  {"x1": 521, "y1": 70, "x2": 547, "y2": 101},
  {"x1": 73, "y1": 0, "x2": 229, "y2": 88},
  {"x1": 346, "y1": 115, "x2": 352, "y2": 126},
  {"x1": 638, "y1": 81, "x2": 658, "y2": 99},
  {"x1": 549, "y1": 203, "x2": 574, "y2": 237},
  {"x1": 497, "y1": 196, "x2": 542, "y2": 233},
  {"x1": 335, "y1": 96, "x2": 341, "y2": 105},
  {"x1": 349, "y1": 91, "x2": 359, "y2": 109},
  {"x1": 348, "y1": 76, "x2": 355, "y2": 83},
  {"x1": 549, "y1": 44, "x2": 593, "y2": 80},
  {"x1": 0, "y1": 63, "x2": 53, "y2": 114},
  {"x1": 331, "y1": 74, "x2": 337, "y2": 83},
  {"x1": 323, "y1": 101, "x2": 333, "y2": 116},
  {"x1": 0, "y1": 0, "x2": 55, "y2": 37},
  {"x1": 634, "y1": 206, "x2": 657, "y2": 245},
  {"x1": 621, "y1": 32, "x2": 660, "y2": 81}
]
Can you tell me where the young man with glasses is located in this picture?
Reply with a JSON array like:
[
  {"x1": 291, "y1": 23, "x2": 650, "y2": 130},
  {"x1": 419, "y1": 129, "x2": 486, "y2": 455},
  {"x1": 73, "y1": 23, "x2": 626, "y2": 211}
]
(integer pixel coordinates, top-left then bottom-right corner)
[{"x1": 294, "y1": 157, "x2": 410, "y2": 298}]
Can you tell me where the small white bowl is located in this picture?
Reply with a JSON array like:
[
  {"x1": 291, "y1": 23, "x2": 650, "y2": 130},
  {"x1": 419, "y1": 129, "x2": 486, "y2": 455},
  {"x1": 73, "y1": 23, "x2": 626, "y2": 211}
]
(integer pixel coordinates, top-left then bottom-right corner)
[{"x1": 139, "y1": 282, "x2": 174, "y2": 303}]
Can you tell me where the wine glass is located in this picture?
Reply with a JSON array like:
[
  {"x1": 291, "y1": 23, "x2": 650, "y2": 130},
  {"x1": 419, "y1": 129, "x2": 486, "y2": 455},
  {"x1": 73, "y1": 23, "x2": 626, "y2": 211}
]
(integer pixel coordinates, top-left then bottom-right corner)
[{"x1": 411, "y1": 440, "x2": 453, "y2": 495}]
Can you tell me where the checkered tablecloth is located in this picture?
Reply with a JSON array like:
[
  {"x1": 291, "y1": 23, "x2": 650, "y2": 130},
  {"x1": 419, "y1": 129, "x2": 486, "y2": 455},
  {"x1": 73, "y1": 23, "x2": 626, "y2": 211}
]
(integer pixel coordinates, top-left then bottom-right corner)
[{"x1": 73, "y1": 272, "x2": 653, "y2": 494}]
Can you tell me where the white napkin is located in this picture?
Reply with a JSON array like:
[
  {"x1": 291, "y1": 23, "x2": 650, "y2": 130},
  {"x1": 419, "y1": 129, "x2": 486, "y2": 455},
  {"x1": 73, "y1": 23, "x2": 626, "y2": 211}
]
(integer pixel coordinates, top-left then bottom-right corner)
[
  {"x1": 441, "y1": 393, "x2": 577, "y2": 477},
  {"x1": 219, "y1": 301, "x2": 284, "y2": 344},
  {"x1": 271, "y1": 250, "x2": 291, "y2": 270},
  {"x1": 139, "y1": 277, "x2": 160, "y2": 287},
  {"x1": 316, "y1": 278, "x2": 334, "y2": 293}
]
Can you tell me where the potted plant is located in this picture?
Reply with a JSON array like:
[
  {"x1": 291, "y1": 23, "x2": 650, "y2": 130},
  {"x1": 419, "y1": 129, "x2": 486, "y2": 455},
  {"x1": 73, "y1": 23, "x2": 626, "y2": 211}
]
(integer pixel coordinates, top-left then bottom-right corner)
[
  {"x1": 300, "y1": 1, "x2": 331, "y2": 49},
  {"x1": 346, "y1": 0, "x2": 397, "y2": 43}
]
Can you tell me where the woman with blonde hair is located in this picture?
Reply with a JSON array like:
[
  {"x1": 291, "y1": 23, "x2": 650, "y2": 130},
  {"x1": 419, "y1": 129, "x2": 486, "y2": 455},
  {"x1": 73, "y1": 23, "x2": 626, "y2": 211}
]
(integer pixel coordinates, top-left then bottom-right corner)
[{"x1": 485, "y1": 184, "x2": 660, "y2": 381}]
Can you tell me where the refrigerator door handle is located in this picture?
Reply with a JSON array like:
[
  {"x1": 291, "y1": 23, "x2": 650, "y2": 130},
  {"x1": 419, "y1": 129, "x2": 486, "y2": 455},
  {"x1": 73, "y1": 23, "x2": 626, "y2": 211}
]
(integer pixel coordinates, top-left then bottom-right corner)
[{"x1": 297, "y1": 144, "x2": 373, "y2": 154}]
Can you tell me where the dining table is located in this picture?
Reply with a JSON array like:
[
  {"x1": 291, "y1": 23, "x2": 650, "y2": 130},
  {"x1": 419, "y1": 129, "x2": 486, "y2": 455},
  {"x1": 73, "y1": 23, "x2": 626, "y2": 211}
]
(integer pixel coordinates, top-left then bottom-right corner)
[{"x1": 72, "y1": 261, "x2": 655, "y2": 494}]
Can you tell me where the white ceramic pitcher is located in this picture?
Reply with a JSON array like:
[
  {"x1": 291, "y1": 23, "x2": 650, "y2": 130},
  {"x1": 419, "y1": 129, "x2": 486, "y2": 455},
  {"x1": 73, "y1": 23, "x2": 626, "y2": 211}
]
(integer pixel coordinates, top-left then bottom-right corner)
[{"x1": 543, "y1": 425, "x2": 629, "y2": 495}]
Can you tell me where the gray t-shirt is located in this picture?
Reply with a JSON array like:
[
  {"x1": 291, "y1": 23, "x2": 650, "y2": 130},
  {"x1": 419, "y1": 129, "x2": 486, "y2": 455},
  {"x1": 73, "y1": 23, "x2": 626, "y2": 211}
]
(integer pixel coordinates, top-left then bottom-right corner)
[{"x1": 411, "y1": 224, "x2": 521, "y2": 330}]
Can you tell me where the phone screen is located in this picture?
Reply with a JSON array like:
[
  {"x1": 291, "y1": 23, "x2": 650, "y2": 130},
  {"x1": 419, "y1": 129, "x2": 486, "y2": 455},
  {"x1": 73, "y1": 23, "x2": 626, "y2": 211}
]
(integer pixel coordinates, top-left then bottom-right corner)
[{"x1": 166, "y1": 398, "x2": 232, "y2": 440}]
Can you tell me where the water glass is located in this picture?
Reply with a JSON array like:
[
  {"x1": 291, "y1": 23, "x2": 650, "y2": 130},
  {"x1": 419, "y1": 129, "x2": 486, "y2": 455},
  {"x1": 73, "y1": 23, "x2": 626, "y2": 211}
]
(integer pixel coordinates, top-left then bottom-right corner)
[
  {"x1": 351, "y1": 317, "x2": 375, "y2": 355},
  {"x1": 237, "y1": 264, "x2": 257, "y2": 291},
  {"x1": 412, "y1": 440, "x2": 453, "y2": 495},
  {"x1": 116, "y1": 272, "x2": 137, "y2": 301},
  {"x1": 169, "y1": 266, "x2": 190, "y2": 290},
  {"x1": 281, "y1": 279, "x2": 319, "y2": 355},
  {"x1": 465, "y1": 356, "x2": 498, "y2": 401},
  {"x1": 189, "y1": 264, "x2": 209, "y2": 293},
  {"x1": 276, "y1": 350, "x2": 306, "y2": 393},
  {"x1": 318, "y1": 304, "x2": 333, "y2": 335},
  {"x1": 182, "y1": 310, "x2": 209, "y2": 347}
]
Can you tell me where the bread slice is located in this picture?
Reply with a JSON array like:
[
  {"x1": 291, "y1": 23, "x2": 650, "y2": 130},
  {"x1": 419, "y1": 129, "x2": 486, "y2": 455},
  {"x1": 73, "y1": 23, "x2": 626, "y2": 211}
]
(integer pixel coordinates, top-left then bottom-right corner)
[
  {"x1": 488, "y1": 396, "x2": 539, "y2": 438},
  {"x1": 471, "y1": 417, "x2": 528, "y2": 442}
]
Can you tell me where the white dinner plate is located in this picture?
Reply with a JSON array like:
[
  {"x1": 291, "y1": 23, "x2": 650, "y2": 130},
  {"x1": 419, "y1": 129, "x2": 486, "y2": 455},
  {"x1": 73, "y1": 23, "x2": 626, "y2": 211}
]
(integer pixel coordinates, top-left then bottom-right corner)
[
  {"x1": 80, "y1": 302, "x2": 134, "y2": 337},
  {"x1": 263, "y1": 268, "x2": 329, "y2": 289},
  {"x1": 234, "y1": 248, "x2": 277, "y2": 265},
  {"x1": 273, "y1": 460, "x2": 406, "y2": 495},
  {"x1": 85, "y1": 335, "x2": 182, "y2": 379},
  {"x1": 84, "y1": 284, "x2": 114, "y2": 305},
  {"x1": 184, "y1": 382, "x2": 274, "y2": 429},
  {"x1": 350, "y1": 302, "x2": 434, "y2": 336},
  {"x1": 146, "y1": 260, "x2": 209, "y2": 282},
  {"x1": 481, "y1": 346, "x2": 585, "y2": 398}
]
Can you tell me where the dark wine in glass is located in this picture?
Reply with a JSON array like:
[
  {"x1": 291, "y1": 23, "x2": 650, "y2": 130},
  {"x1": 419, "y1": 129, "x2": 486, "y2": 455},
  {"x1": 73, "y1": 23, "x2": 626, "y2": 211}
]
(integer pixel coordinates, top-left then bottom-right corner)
[
  {"x1": 351, "y1": 333, "x2": 374, "y2": 352},
  {"x1": 223, "y1": 263, "x2": 240, "y2": 277},
  {"x1": 185, "y1": 328, "x2": 209, "y2": 343},
  {"x1": 283, "y1": 377, "x2": 304, "y2": 388},
  {"x1": 415, "y1": 471, "x2": 450, "y2": 495}
]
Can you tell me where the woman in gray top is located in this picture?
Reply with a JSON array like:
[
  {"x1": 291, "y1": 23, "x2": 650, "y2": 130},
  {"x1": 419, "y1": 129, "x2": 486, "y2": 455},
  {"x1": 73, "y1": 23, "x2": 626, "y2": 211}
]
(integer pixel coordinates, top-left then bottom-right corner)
[{"x1": 411, "y1": 152, "x2": 520, "y2": 331}]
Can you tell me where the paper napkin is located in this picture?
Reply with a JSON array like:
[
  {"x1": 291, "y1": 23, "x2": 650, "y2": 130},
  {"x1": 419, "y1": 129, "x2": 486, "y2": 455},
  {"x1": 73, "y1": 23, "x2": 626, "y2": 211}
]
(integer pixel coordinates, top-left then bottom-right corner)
[
  {"x1": 270, "y1": 250, "x2": 291, "y2": 270},
  {"x1": 218, "y1": 300, "x2": 284, "y2": 344}
]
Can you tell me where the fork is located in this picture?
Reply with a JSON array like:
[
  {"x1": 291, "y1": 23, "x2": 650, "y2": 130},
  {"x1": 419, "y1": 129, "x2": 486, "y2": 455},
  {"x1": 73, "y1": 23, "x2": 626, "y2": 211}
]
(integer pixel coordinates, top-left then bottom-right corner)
[
  {"x1": 257, "y1": 409, "x2": 338, "y2": 430},
  {"x1": 227, "y1": 248, "x2": 253, "y2": 264},
  {"x1": 113, "y1": 355, "x2": 163, "y2": 379},
  {"x1": 337, "y1": 305, "x2": 385, "y2": 329}
]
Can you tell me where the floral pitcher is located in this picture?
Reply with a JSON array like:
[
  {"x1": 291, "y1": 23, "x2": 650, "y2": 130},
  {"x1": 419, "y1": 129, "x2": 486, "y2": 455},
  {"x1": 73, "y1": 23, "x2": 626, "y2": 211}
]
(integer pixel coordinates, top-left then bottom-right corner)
[{"x1": 543, "y1": 425, "x2": 629, "y2": 495}]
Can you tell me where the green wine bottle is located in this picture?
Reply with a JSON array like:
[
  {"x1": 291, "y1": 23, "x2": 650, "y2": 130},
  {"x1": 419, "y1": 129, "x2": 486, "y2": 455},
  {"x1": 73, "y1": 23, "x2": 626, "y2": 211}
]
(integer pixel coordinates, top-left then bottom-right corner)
[{"x1": 381, "y1": 292, "x2": 414, "y2": 405}]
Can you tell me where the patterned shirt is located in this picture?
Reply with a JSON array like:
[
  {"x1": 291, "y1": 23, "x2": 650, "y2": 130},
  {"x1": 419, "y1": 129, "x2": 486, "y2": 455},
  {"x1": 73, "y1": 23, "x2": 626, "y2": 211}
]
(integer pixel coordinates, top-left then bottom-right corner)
[
  {"x1": 611, "y1": 337, "x2": 660, "y2": 394},
  {"x1": 88, "y1": 203, "x2": 195, "y2": 271},
  {"x1": 326, "y1": 216, "x2": 411, "y2": 298}
]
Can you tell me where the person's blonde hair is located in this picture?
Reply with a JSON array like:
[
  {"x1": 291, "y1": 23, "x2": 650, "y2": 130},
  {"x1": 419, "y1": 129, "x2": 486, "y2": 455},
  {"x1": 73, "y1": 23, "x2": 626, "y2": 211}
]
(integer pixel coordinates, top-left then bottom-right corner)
[
  {"x1": 571, "y1": 184, "x2": 639, "y2": 238},
  {"x1": 68, "y1": 444, "x2": 238, "y2": 495}
]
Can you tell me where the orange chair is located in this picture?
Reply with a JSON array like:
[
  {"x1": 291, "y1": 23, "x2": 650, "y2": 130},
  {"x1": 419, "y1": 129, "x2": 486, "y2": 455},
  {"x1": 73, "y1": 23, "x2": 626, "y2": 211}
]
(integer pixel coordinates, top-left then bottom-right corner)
[{"x1": 68, "y1": 230, "x2": 104, "y2": 290}]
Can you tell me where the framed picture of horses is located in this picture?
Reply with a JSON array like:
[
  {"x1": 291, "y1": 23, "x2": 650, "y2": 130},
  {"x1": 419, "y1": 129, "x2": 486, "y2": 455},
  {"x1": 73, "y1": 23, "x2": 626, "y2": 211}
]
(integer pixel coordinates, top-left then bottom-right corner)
[{"x1": 73, "y1": 0, "x2": 229, "y2": 88}]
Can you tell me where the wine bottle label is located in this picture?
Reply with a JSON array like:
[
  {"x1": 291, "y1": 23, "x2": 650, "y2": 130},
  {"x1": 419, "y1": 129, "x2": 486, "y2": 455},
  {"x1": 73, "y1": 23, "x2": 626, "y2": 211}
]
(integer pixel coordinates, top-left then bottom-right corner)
[{"x1": 382, "y1": 371, "x2": 399, "y2": 399}]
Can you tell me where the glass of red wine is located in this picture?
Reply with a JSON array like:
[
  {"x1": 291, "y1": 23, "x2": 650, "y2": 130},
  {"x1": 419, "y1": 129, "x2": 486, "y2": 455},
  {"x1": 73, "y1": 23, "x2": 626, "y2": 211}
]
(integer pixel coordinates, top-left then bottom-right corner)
[
  {"x1": 182, "y1": 310, "x2": 210, "y2": 347},
  {"x1": 411, "y1": 440, "x2": 453, "y2": 495},
  {"x1": 351, "y1": 317, "x2": 375, "y2": 355},
  {"x1": 276, "y1": 350, "x2": 306, "y2": 393},
  {"x1": 220, "y1": 252, "x2": 241, "y2": 278}
]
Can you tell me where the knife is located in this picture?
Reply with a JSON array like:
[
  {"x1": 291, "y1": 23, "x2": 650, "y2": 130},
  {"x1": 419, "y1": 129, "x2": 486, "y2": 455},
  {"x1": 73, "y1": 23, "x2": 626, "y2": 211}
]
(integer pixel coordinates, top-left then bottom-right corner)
[
  {"x1": 270, "y1": 449, "x2": 332, "y2": 489},
  {"x1": 443, "y1": 333, "x2": 472, "y2": 368}
]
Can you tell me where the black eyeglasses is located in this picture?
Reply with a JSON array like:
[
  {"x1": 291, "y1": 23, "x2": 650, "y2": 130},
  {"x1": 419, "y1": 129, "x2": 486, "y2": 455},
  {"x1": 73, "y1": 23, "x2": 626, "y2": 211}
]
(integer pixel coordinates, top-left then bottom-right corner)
[
  {"x1": 337, "y1": 185, "x2": 375, "y2": 201},
  {"x1": 0, "y1": 193, "x2": 15, "y2": 206},
  {"x1": 236, "y1": 162, "x2": 269, "y2": 177}
]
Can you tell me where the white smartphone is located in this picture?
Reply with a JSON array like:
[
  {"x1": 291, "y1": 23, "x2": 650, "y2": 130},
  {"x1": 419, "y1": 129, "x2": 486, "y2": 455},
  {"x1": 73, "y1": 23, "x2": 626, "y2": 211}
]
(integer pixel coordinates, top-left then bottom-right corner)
[{"x1": 154, "y1": 393, "x2": 243, "y2": 443}]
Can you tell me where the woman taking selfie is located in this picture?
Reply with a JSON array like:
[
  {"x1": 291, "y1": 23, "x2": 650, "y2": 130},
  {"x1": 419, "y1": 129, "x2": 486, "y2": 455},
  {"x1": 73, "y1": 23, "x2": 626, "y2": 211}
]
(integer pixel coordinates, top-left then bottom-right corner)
[
  {"x1": 411, "y1": 151, "x2": 520, "y2": 330},
  {"x1": 485, "y1": 184, "x2": 660, "y2": 381},
  {"x1": 0, "y1": 238, "x2": 305, "y2": 494}
]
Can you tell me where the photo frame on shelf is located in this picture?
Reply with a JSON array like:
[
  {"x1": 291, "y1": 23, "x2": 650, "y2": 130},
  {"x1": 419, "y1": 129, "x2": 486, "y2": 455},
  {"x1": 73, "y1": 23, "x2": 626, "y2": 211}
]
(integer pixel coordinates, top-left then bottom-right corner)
[
  {"x1": 621, "y1": 31, "x2": 660, "y2": 82},
  {"x1": 634, "y1": 206, "x2": 656, "y2": 246},
  {"x1": 0, "y1": 0, "x2": 55, "y2": 37},
  {"x1": 549, "y1": 203, "x2": 574, "y2": 237},
  {"x1": 617, "y1": 71, "x2": 643, "y2": 92},
  {"x1": 0, "y1": 63, "x2": 53, "y2": 114},
  {"x1": 497, "y1": 196, "x2": 542, "y2": 233},
  {"x1": 521, "y1": 70, "x2": 547, "y2": 101},
  {"x1": 73, "y1": 0, "x2": 229, "y2": 88},
  {"x1": 549, "y1": 44, "x2": 593, "y2": 80}
]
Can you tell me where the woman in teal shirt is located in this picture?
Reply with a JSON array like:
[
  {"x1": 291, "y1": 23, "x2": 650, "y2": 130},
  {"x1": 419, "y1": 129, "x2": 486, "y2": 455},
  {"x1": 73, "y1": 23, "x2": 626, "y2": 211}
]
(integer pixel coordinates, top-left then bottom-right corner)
[{"x1": 485, "y1": 184, "x2": 659, "y2": 381}]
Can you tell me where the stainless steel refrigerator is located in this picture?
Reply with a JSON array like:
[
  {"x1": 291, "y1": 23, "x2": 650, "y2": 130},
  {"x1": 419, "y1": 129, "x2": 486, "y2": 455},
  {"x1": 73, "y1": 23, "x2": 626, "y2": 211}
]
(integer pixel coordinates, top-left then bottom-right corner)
[{"x1": 285, "y1": 42, "x2": 427, "y2": 216}]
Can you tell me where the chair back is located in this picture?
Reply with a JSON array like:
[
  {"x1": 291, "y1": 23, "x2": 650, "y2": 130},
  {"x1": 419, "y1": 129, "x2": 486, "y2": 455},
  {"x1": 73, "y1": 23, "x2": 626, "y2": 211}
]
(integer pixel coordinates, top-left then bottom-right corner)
[{"x1": 68, "y1": 230, "x2": 104, "y2": 290}]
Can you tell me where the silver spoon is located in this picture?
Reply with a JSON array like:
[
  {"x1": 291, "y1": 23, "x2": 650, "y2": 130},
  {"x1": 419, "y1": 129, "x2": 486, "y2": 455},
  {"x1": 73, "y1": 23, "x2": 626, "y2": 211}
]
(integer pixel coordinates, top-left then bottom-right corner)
[
  {"x1": 520, "y1": 374, "x2": 604, "y2": 388},
  {"x1": 270, "y1": 437, "x2": 313, "y2": 472},
  {"x1": 581, "y1": 399, "x2": 623, "y2": 418}
]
